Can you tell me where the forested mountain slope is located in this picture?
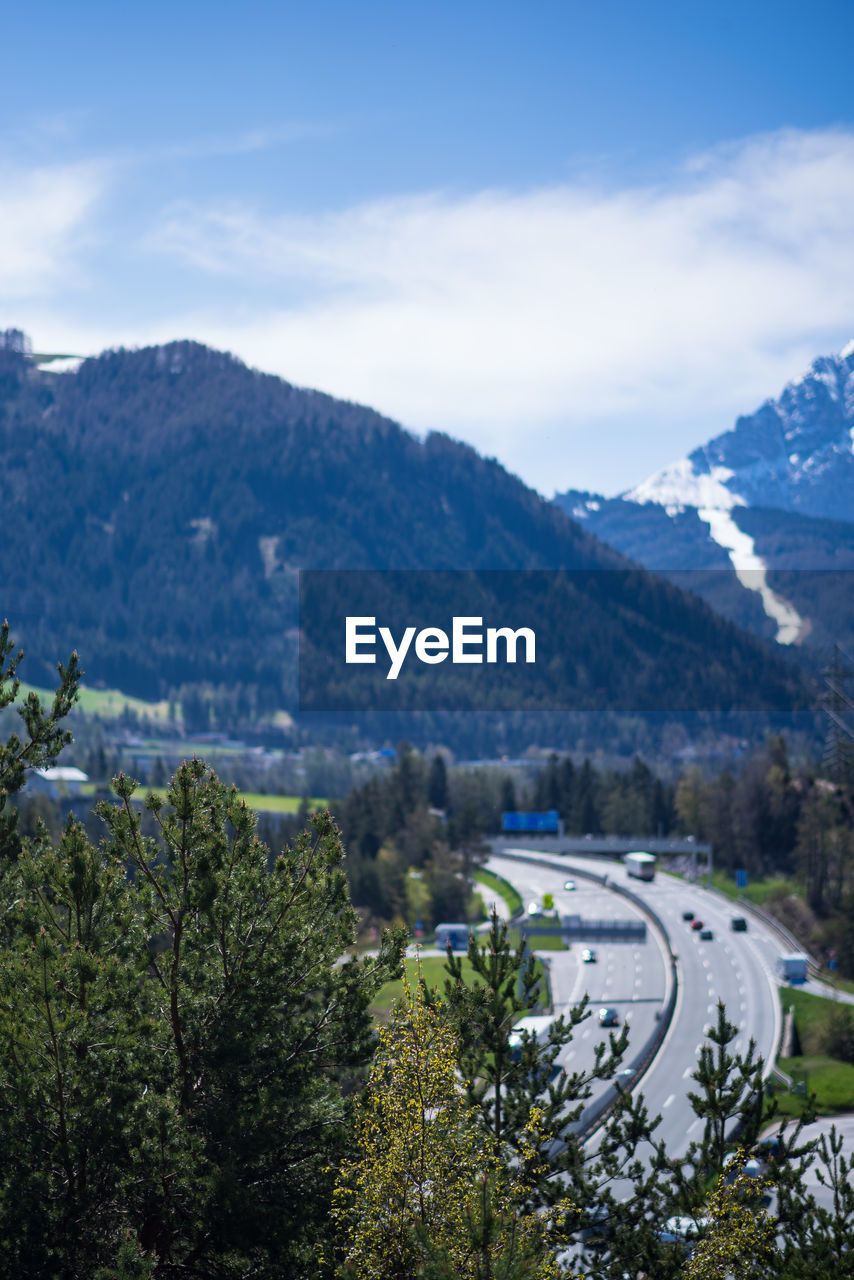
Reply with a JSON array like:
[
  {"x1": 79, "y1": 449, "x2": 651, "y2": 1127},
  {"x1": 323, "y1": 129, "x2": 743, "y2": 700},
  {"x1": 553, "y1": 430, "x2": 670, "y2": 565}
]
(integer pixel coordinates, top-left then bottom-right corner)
[{"x1": 0, "y1": 340, "x2": 806, "y2": 718}]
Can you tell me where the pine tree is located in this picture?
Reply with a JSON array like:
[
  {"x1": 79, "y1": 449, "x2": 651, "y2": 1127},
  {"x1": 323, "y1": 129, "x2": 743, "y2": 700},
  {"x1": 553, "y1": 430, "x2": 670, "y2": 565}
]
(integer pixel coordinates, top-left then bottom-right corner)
[
  {"x1": 775, "y1": 1124, "x2": 854, "y2": 1278},
  {"x1": 685, "y1": 1002, "x2": 768, "y2": 1171},
  {"x1": 0, "y1": 621, "x2": 80, "y2": 867},
  {"x1": 429, "y1": 752, "x2": 449, "y2": 810},
  {"x1": 0, "y1": 757, "x2": 404, "y2": 1276},
  {"x1": 0, "y1": 816, "x2": 161, "y2": 1274}
]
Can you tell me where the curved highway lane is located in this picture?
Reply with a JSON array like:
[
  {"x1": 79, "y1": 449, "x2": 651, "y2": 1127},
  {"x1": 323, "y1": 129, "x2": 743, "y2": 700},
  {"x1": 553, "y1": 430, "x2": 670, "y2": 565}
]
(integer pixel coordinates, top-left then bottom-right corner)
[
  {"x1": 487, "y1": 853, "x2": 669, "y2": 1127},
  {"x1": 488, "y1": 849, "x2": 781, "y2": 1162}
]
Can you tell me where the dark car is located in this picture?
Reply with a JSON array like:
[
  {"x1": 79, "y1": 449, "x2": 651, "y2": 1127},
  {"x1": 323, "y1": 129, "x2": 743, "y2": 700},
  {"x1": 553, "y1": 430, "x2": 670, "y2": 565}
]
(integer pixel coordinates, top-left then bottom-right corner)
[
  {"x1": 758, "y1": 1135, "x2": 786, "y2": 1164},
  {"x1": 598, "y1": 1006, "x2": 619, "y2": 1027},
  {"x1": 580, "y1": 1205, "x2": 611, "y2": 1242},
  {"x1": 700, "y1": 928, "x2": 713, "y2": 940},
  {"x1": 682, "y1": 910, "x2": 694, "y2": 921},
  {"x1": 731, "y1": 917, "x2": 748, "y2": 932},
  {"x1": 691, "y1": 919, "x2": 704, "y2": 931}
]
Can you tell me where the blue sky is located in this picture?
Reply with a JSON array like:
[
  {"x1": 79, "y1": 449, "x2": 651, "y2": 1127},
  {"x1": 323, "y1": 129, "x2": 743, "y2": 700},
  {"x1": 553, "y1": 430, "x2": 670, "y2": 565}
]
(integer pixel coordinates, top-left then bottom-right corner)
[{"x1": 2, "y1": 0, "x2": 853, "y2": 495}]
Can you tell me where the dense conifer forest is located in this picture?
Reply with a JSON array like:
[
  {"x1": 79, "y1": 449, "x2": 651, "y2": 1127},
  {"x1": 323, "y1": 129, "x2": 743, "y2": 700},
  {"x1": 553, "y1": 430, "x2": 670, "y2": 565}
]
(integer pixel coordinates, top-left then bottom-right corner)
[{"x1": 0, "y1": 341, "x2": 808, "y2": 739}]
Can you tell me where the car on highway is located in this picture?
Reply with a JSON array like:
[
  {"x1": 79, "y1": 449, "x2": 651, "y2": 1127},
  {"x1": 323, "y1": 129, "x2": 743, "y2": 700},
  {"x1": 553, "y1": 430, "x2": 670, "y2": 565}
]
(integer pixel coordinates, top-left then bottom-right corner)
[
  {"x1": 563, "y1": 879, "x2": 576, "y2": 891},
  {"x1": 731, "y1": 916, "x2": 748, "y2": 932},
  {"x1": 723, "y1": 1152, "x2": 765, "y2": 1181},
  {"x1": 700, "y1": 928, "x2": 714, "y2": 940},
  {"x1": 690, "y1": 919, "x2": 704, "y2": 931},
  {"x1": 581, "y1": 947, "x2": 597, "y2": 963},
  {"x1": 655, "y1": 1215, "x2": 708, "y2": 1256},
  {"x1": 682, "y1": 910, "x2": 694, "y2": 921},
  {"x1": 527, "y1": 901, "x2": 543, "y2": 917},
  {"x1": 598, "y1": 1006, "x2": 619, "y2": 1027},
  {"x1": 757, "y1": 1134, "x2": 786, "y2": 1163},
  {"x1": 579, "y1": 1204, "x2": 611, "y2": 1242}
]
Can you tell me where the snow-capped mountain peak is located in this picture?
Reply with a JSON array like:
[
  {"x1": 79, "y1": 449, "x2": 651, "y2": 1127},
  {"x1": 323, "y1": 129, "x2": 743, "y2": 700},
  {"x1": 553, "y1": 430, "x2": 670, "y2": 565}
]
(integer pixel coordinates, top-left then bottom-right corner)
[
  {"x1": 555, "y1": 340, "x2": 854, "y2": 649},
  {"x1": 628, "y1": 340, "x2": 854, "y2": 523}
]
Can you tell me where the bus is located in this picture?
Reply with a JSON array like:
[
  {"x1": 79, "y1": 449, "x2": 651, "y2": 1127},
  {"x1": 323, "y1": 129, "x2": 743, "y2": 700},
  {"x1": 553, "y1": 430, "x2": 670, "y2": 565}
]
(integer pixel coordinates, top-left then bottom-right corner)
[{"x1": 625, "y1": 851, "x2": 656, "y2": 881}]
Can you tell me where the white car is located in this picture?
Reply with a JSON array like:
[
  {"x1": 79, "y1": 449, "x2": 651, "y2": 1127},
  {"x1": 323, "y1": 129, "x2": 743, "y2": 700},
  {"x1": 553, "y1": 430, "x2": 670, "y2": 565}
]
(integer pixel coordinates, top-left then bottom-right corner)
[{"x1": 527, "y1": 901, "x2": 543, "y2": 917}]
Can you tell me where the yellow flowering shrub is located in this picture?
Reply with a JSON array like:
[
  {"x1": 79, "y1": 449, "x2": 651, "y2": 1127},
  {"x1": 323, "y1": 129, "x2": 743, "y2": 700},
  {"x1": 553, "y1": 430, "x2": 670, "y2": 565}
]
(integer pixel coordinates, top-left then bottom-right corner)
[{"x1": 328, "y1": 974, "x2": 573, "y2": 1279}]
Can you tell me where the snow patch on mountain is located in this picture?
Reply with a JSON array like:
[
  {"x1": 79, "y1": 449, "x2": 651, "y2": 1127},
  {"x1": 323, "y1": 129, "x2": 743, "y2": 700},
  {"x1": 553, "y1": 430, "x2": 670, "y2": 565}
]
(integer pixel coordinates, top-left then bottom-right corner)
[
  {"x1": 623, "y1": 458, "x2": 806, "y2": 639},
  {"x1": 35, "y1": 356, "x2": 84, "y2": 374},
  {"x1": 697, "y1": 507, "x2": 805, "y2": 645},
  {"x1": 627, "y1": 459, "x2": 744, "y2": 513},
  {"x1": 624, "y1": 455, "x2": 805, "y2": 643}
]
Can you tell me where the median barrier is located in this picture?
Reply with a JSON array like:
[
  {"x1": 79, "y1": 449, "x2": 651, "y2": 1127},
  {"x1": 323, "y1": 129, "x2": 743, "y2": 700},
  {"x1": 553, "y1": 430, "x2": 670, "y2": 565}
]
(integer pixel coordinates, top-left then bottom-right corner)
[{"x1": 488, "y1": 847, "x2": 680, "y2": 1140}]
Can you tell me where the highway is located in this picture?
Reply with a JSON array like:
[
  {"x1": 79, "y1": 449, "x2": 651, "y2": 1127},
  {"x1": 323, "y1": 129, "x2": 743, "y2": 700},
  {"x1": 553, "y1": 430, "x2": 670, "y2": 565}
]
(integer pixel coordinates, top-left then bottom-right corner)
[{"x1": 487, "y1": 849, "x2": 782, "y2": 1162}]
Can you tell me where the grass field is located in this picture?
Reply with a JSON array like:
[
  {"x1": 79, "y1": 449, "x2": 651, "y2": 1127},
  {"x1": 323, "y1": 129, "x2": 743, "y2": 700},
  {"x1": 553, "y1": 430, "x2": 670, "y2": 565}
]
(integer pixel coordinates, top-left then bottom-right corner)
[
  {"x1": 18, "y1": 679, "x2": 173, "y2": 723},
  {"x1": 15, "y1": 680, "x2": 293, "y2": 732},
  {"x1": 780, "y1": 986, "x2": 841, "y2": 1053},
  {"x1": 370, "y1": 955, "x2": 478, "y2": 1020},
  {"x1": 473, "y1": 868, "x2": 523, "y2": 917},
  {"x1": 775, "y1": 986, "x2": 854, "y2": 1114},
  {"x1": 370, "y1": 951, "x2": 552, "y2": 1021},
  {"x1": 507, "y1": 924, "x2": 567, "y2": 951},
  {"x1": 711, "y1": 870, "x2": 800, "y2": 905},
  {"x1": 81, "y1": 782, "x2": 328, "y2": 815},
  {"x1": 775, "y1": 1056, "x2": 854, "y2": 1116}
]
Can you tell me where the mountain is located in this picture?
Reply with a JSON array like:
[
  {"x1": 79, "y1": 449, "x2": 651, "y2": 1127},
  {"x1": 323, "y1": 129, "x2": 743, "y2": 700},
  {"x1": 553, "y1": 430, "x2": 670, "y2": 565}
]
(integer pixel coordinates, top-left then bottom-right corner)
[
  {"x1": 0, "y1": 336, "x2": 808, "y2": 732},
  {"x1": 556, "y1": 342, "x2": 854, "y2": 653},
  {"x1": 631, "y1": 341, "x2": 854, "y2": 520}
]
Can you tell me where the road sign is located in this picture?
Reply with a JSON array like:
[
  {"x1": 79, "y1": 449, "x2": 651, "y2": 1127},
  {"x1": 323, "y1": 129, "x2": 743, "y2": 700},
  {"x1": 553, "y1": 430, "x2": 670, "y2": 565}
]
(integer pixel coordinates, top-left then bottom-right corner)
[
  {"x1": 502, "y1": 810, "x2": 560, "y2": 833},
  {"x1": 735, "y1": 870, "x2": 748, "y2": 889}
]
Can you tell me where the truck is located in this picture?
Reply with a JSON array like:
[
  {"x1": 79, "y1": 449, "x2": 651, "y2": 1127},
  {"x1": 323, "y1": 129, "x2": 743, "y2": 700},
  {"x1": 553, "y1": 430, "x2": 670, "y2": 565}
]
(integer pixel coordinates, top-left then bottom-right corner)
[
  {"x1": 625, "y1": 851, "x2": 656, "y2": 881},
  {"x1": 777, "y1": 953, "x2": 809, "y2": 984},
  {"x1": 435, "y1": 922, "x2": 471, "y2": 952}
]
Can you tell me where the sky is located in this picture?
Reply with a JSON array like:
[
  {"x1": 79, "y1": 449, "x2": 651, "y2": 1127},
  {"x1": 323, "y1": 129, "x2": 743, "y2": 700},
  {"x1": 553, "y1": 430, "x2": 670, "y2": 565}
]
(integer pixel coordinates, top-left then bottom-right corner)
[{"x1": 2, "y1": 0, "x2": 854, "y2": 497}]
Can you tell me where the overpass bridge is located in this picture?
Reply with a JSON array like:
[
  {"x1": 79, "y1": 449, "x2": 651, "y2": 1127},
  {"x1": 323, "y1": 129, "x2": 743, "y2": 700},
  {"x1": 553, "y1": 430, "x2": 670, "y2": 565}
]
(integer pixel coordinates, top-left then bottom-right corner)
[{"x1": 488, "y1": 834, "x2": 713, "y2": 882}]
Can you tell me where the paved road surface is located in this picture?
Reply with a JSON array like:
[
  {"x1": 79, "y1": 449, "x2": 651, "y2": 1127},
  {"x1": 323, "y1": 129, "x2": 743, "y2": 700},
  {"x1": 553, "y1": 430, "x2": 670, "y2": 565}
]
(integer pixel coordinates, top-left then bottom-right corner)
[{"x1": 489, "y1": 850, "x2": 781, "y2": 1163}]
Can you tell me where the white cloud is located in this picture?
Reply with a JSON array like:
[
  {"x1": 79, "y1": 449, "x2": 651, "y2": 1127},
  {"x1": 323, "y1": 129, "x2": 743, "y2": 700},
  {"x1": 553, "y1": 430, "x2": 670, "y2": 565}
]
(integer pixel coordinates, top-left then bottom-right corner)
[
  {"x1": 0, "y1": 161, "x2": 104, "y2": 297},
  {"x1": 8, "y1": 128, "x2": 854, "y2": 495},
  {"x1": 143, "y1": 127, "x2": 854, "y2": 492}
]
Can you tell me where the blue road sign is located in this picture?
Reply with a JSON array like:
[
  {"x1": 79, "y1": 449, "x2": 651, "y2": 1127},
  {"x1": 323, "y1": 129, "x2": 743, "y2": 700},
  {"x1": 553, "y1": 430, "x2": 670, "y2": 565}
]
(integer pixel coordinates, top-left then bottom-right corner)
[
  {"x1": 735, "y1": 870, "x2": 748, "y2": 889},
  {"x1": 502, "y1": 810, "x2": 560, "y2": 833}
]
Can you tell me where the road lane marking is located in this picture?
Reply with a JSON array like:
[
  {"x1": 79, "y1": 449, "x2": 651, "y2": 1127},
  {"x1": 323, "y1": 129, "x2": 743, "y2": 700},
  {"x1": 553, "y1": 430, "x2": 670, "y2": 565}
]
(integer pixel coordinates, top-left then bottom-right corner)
[
  {"x1": 683, "y1": 1066, "x2": 693, "y2": 1078},
  {"x1": 664, "y1": 1094, "x2": 675, "y2": 1108}
]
